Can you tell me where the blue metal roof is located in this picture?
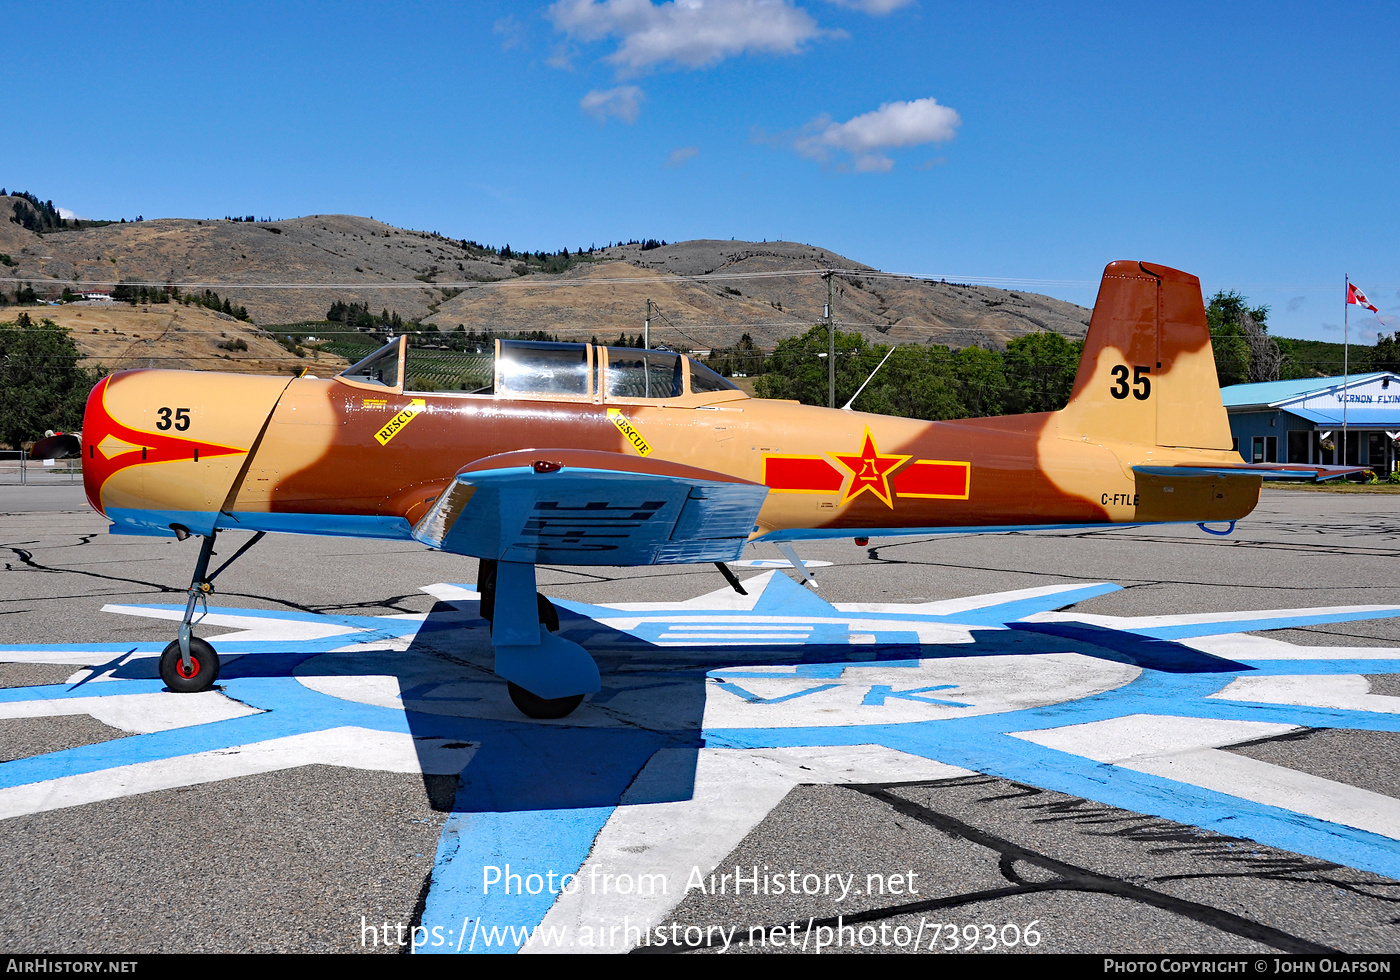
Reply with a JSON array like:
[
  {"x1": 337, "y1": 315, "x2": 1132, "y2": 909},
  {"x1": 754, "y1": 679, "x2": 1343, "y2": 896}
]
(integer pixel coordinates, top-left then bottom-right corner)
[
  {"x1": 1221, "y1": 374, "x2": 1388, "y2": 409},
  {"x1": 1285, "y1": 406, "x2": 1399, "y2": 426}
]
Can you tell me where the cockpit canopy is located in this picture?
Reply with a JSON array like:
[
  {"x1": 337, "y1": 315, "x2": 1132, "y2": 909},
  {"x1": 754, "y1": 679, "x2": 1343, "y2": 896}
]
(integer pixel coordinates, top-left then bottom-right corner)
[{"x1": 337, "y1": 337, "x2": 744, "y2": 404}]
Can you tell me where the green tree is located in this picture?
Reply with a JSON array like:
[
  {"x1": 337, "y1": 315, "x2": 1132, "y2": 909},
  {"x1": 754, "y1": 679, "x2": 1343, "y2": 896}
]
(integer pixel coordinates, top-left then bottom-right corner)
[
  {"x1": 848, "y1": 344, "x2": 965, "y2": 420},
  {"x1": 1372, "y1": 333, "x2": 1400, "y2": 374},
  {"x1": 951, "y1": 345, "x2": 1006, "y2": 417},
  {"x1": 754, "y1": 325, "x2": 869, "y2": 406},
  {"x1": 704, "y1": 332, "x2": 764, "y2": 377},
  {"x1": 1208, "y1": 290, "x2": 1273, "y2": 386},
  {"x1": 1003, "y1": 331, "x2": 1083, "y2": 413},
  {"x1": 0, "y1": 314, "x2": 103, "y2": 448}
]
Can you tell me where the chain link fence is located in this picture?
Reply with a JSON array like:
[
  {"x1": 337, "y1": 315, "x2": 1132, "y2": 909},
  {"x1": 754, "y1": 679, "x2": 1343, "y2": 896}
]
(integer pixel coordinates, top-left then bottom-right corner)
[{"x1": 0, "y1": 451, "x2": 83, "y2": 486}]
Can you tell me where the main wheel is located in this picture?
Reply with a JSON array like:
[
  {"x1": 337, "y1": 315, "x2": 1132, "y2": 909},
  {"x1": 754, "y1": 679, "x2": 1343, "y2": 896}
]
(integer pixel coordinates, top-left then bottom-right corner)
[
  {"x1": 507, "y1": 682, "x2": 584, "y2": 719},
  {"x1": 159, "y1": 637, "x2": 220, "y2": 693}
]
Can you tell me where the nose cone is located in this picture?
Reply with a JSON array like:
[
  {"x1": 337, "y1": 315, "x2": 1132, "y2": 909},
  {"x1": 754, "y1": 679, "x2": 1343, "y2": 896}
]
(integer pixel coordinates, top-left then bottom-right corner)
[
  {"x1": 81, "y1": 376, "x2": 112, "y2": 516},
  {"x1": 79, "y1": 369, "x2": 295, "y2": 536}
]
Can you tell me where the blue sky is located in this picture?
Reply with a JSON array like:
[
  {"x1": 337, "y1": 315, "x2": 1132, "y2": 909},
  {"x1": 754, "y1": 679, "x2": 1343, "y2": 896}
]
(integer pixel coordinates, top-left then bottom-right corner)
[{"x1": 6, "y1": 1, "x2": 1399, "y2": 342}]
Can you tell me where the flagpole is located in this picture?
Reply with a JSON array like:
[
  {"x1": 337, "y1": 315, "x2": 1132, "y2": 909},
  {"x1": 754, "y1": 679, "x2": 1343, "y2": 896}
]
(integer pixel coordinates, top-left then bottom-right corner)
[{"x1": 1344, "y1": 274, "x2": 1349, "y2": 466}]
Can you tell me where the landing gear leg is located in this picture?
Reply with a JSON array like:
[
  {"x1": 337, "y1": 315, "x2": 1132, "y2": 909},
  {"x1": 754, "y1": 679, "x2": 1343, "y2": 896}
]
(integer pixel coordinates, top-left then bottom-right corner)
[
  {"x1": 161, "y1": 532, "x2": 220, "y2": 693},
  {"x1": 157, "y1": 529, "x2": 265, "y2": 693},
  {"x1": 489, "y1": 560, "x2": 597, "y2": 719},
  {"x1": 479, "y1": 558, "x2": 560, "y2": 632}
]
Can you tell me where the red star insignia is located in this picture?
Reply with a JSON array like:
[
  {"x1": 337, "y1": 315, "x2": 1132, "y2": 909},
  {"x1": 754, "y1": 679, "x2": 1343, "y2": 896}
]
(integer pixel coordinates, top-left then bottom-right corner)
[{"x1": 831, "y1": 427, "x2": 910, "y2": 509}]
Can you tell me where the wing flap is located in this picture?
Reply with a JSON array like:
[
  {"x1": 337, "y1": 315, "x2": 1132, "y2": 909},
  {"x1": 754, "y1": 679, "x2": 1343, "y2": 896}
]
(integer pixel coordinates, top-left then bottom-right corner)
[{"x1": 412, "y1": 449, "x2": 767, "y2": 565}]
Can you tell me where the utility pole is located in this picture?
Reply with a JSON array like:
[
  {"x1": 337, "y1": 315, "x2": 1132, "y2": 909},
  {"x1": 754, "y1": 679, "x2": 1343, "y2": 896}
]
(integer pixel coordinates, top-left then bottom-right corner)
[
  {"x1": 825, "y1": 272, "x2": 835, "y2": 409},
  {"x1": 645, "y1": 298, "x2": 651, "y2": 350}
]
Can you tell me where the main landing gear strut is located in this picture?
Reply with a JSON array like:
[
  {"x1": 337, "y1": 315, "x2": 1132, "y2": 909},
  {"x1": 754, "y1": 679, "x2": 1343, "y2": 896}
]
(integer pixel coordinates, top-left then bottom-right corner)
[
  {"x1": 159, "y1": 529, "x2": 264, "y2": 693},
  {"x1": 477, "y1": 557, "x2": 598, "y2": 719}
]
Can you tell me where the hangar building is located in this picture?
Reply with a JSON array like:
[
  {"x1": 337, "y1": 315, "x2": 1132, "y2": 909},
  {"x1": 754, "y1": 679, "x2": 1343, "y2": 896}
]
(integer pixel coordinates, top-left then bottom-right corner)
[{"x1": 1221, "y1": 373, "x2": 1400, "y2": 476}]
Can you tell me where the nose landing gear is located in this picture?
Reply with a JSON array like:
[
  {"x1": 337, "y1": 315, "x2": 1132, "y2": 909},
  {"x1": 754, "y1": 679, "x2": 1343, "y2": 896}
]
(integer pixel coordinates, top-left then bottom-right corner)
[{"x1": 158, "y1": 529, "x2": 265, "y2": 693}]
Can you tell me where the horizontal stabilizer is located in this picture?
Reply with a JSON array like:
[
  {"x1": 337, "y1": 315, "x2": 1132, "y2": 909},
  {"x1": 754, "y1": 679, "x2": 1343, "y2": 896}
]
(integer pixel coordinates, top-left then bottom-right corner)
[
  {"x1": 412, "y1": 449, "x2": 768, "y2": 565},
  {"x1": 1134, "y1": 463, "x2": 1370, "y2": 482}
]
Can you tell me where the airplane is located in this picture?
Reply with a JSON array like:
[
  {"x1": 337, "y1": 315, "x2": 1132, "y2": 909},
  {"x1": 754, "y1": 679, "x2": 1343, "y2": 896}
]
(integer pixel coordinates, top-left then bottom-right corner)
[{"x1": 65, "y1": 260, "x2": 1355, "y2": 718}]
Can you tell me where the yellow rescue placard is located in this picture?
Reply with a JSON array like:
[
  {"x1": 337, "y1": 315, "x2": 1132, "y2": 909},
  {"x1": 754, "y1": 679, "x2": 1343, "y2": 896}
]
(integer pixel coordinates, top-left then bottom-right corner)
[
  {"x1": 607, "y1": 408, "x2": 652, "y2": 457},
  {"x1": 375, "y1": 399, "x2": 426, "y2": 445}
]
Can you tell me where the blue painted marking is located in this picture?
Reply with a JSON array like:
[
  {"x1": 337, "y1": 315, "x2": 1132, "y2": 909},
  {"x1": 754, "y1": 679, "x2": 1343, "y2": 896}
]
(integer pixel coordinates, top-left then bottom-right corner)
[
  {"x1": 929, "y1": 583, "x2": 1123, "y2": 626},
  {"x1": 862, "y1": 684, "x2": 970, "y2": 707},
  {"x1": 419, "y1": 727, "x2": 673, "y2": 954},
  {"x1": 1008, "y1": 621, "x2": 1254, "y2": 672},
  {"x1": 1135, "y1": 609, "x2": 1400, "y2": 640},
  {"x1": 4, "y1": 574, "x2": 1400, "y2": 955},
  {"x1": 715, "y1": 682, "x2": 840, "y2": 704}
]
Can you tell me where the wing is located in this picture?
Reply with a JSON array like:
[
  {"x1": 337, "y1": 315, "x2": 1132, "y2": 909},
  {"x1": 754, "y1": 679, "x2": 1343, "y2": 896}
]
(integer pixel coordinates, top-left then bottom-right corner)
[{"x1": 411, "y1": 449, "x2": 768, "y2": 565}]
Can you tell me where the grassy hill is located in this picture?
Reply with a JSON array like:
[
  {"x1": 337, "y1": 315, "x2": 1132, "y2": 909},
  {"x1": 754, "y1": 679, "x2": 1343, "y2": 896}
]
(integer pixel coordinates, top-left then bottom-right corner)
[
  {"x1": 0, "y1": 194, "x2": 1090, "y2": 355},
  {"x1": 12, "y1": 304, "x2": 348, "y2": 377}
]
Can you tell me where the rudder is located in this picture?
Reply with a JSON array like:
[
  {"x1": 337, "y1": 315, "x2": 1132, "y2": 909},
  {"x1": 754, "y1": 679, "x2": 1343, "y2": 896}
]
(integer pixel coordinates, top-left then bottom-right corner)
[{"x1": 1059, "y1": 260, "x2": 1231, "y2": 451}]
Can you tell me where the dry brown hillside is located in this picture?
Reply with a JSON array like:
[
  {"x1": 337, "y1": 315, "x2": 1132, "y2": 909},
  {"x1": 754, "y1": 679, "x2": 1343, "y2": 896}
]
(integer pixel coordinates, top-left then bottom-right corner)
[
  {"x1": 13, "y1": 304, "x2": 348, "y2": 376},
  {"x1": 428, "y1": 241, "x2": 1090, "y2": 349},
  {"x1": 1, "y1": 195, "x2": 1089, "y2": 351}
]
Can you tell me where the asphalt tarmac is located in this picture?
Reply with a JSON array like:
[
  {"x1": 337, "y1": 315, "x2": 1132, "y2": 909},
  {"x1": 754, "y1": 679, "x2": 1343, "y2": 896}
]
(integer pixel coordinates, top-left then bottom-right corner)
[{"x1": 1, "y1": 485, "x2": 1398, "y2": 955}]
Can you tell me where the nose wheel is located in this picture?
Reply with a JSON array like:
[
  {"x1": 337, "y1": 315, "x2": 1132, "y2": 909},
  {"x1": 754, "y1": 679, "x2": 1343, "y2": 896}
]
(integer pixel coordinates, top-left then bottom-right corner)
[
  {"x1": 159, "y1": 637, "x2": 220, "y2": 693},
  {"x1": 161, "y1": 529, "x2": 263, "y2": 694}
]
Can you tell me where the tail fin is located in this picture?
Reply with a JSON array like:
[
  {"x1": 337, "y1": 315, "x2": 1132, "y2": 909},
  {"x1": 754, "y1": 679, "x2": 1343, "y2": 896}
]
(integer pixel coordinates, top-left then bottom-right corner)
[{"x1": 1058, "y1": 260, "x2": 1231, "y2": 451}]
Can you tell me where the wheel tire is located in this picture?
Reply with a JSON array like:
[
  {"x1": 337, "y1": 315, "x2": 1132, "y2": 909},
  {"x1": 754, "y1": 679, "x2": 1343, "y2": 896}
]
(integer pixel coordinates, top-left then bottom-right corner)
[
  {"x1": 159, "y1": 637, "x2": 220, "y2": 693},
  {"x1": 537, "y1": 593, "x2": 560, "y2": 632},
  {"x1": 507, "y1": 682, "x2": 584, "y2": 720}
]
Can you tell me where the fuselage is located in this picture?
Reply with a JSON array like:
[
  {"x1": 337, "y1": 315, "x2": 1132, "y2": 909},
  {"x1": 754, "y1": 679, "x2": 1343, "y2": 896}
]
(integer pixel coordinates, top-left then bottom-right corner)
[{"x1": 81, "y1": 355, "x2": 1255, "y2": 544}]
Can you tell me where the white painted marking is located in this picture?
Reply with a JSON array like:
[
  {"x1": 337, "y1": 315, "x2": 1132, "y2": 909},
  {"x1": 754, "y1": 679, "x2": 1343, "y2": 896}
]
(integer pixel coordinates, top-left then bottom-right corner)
[
  {"x1": 836, "y1": 582, "x2": 1115, "y2": 616},
  {"x1": 1211, "y1": 675, "x2": 1400, "y2": 714},
  {"x1": 523, "y1": 745, "x2": 970, "y2": 953},
  {"x1": 0, "y1": 651, "x2": 155, "y2": 666},
  {"x1": 0, "y1": 691, "x2": 261, "y2": 733},
  {"x1": 1026, "y1": 604, "x2": 1400, "y2": 632},
  {"x1": 1011, "y1": 714, "x2": 1297, "y2": 762},
  {"x1": 595, "y1": 614, "x2": 976, "y2": 647},
  {"x1": 294, "y1": 674, "x2": 407, "y2": 709},
  {"x1": 421, "y1": 583, "x2": 481, "y2": 602},
  {"x1": 0, "y1": 727, "x2": 476, "y2": 820},
  {"x1": 702, "y1": 654, "x2": 1140, "y2": 729},
  {"x1": 1010, "y1": 714, "x2": 1400, "y2": 840},
  {"x1": 602, "y1": 572, "x2": 773, "y2": 612},
  {"x1": 1184, "y1": 634, "x2": 1400, "y2": 661},
  {"x1": 101, "y1": 604, "x2": 362, "y2": 643}
]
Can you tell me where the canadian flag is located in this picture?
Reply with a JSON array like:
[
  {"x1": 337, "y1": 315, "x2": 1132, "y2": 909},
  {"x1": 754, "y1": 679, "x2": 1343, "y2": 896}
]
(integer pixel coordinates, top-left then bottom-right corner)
[{"x1": 1348, "y1": 282, "x2": 1379, "y2": 313}]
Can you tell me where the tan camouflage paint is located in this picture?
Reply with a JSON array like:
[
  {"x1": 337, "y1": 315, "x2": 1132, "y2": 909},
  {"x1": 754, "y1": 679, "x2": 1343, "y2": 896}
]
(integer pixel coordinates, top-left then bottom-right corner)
[{"x1": 83, "y1": 261, "x2": 1261, "y2": 539}]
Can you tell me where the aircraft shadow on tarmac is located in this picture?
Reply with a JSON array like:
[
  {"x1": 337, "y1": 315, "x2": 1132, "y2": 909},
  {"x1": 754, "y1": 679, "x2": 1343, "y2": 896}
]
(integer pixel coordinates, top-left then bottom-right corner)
[{"x1": 71, "y1": 568, "x2": 1255, "y2": 818}]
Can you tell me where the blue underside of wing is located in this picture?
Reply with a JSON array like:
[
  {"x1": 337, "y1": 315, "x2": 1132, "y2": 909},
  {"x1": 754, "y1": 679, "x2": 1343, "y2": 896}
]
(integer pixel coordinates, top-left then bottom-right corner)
[{"x1": 412, "y1": 464, "x2": 769, "y2": 565}]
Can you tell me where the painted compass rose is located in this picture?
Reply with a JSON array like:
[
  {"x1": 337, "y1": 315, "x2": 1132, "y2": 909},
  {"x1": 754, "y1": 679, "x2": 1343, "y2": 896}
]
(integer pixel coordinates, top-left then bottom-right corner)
[{"x1": 2, "y1": 568, "x2": 1399, "y2": 953}]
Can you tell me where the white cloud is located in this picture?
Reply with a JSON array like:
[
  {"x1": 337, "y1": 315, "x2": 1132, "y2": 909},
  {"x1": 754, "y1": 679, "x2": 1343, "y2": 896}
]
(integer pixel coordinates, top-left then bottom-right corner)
[
  {"x1": 666, "y1": 146, "x2": 699, "y2": 167},
  {"x1": 823, "y1": 0, "x2": 914, "y2": 13},
  {"x1": 547, "y1": 44, "x2": 577, "y2": 69},
  {"x1": 580, "y1": 85, "x2": 645, "y2": 123},
  {"x1": 493, "y1": 16, "x2": 526, "y2": 51},
  {"x1": 549, "y1": 0, "x2": 828, "y2": 74},
  {"x1": 58, "y1": 207, "x2": 79, "y2": 220},
  {"x1": 793, "y1": 97, "x2": 961, "y2": 171}
]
